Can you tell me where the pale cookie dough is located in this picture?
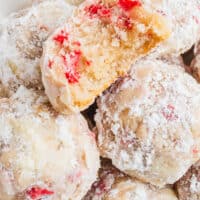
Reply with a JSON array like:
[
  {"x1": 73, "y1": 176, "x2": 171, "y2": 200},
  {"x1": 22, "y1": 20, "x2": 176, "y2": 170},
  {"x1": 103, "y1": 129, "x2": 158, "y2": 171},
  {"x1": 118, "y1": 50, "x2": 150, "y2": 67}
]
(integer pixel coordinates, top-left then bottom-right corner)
[
  {"x1": 83, "y1": 159, "x2": 178, "y2": 200},
  {"x1": 0, "y1": 86, "x2": 100, "y2": 200},
  {"x1": 96, "y1": 59, "x2": 200, "y2": 187},
  {"x1": 176, "y1": 160, "x2": 200, "y2": 200},
  {"x1": 41, "y1": 0, "x2": 170, "y2": 114},
  {"x1": 0, "y1": 0, "x2": 75, "y2": 96},
  {"x1": 141, "y1": 0, "x2": 200, "y2": 56}
]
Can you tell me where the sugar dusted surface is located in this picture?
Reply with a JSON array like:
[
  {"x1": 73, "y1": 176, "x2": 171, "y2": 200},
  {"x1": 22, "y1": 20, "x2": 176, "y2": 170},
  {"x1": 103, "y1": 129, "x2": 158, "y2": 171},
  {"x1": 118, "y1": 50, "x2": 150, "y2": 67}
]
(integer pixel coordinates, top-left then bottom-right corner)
[
  {"x1": 0, "y1": 86, "x2": 100, "y2": 200},
  {"x1": 142, "y1": 0, "x2": 200, "y2": 56},
  {"x1": 0, "y1": 0, "x2": 75, "y2": 96},
  {"x1": 96, "y1": 58, "x2": 200, "y2": 187},
  {"x1": 83, "y1": 160, "x2": 178, "y2": 200}
]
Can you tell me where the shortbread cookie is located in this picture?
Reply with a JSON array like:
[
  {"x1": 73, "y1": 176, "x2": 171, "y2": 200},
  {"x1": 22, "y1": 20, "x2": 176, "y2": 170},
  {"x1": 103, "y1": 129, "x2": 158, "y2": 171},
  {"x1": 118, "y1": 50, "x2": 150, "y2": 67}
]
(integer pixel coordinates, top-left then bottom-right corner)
[
  {"x1": 96, "y1": 59, "x2": 200, "y2": 187},
  {"x1": 0, "y1": 86, "x2": 100, "y2": 200},
  {"x1": 176, "y1": 160, "x2": 200, "y2": 200},
  {"x1": 0, "y1": 0, "x2": 75, "y2": 96},
  {"x1": 41, "y1": 0, "x2": 170, "y2": 114},
  {"x1": 83, "y1": 160, "x2": 178, "y2": 200}
]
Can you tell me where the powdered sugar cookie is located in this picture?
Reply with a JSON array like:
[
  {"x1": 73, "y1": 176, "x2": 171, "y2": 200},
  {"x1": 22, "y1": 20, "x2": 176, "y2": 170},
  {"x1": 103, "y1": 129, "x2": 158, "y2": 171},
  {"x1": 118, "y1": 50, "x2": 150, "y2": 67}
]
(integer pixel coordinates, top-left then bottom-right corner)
[
  {"x1": 96, "y1": 59, "x2": 200, "y2": 187},
  {"x1": 0, "y1": 86, "x2": 100, "y2": 200},
  {"x1": 176, "y1": 160, "x2": 200, "y2": 200},
  {"x1": 0, "y1": 0, "x2": 75, "y2": 96},
  {"x1": 41, "y1": 0, "x2": 170, "y2": 114},
  {"x1": 141, "y1": 0, "x2": 200, "y2": 56},
  {"x1": 83, "y1": 159, "x2": 178, "y2": 200}
]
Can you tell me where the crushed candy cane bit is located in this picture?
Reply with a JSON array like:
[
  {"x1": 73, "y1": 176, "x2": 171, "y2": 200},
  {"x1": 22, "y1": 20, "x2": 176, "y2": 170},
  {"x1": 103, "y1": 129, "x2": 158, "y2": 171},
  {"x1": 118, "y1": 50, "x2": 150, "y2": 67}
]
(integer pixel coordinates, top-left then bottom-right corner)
[
  {"x1": 48, "y1": 60, "x2": 54, "y2": 68},
  {"x1": 61, "y1": 51, "x2": 82, "y2": 84},
  {"x1": 118, "y1": 0, "x2": 141, "y2": 11},
  {"x1": 53, "y1": 30, "x2": 68, "y2": 45},
  {"x1": 117, "y1": 15, "x2": 133, "y2": 30},
  {"x1": 192, "y1": 148, "x2": 199, "y2": 154},
  {"x1": 72, "y1": 41, "x2": 81, "y2": 46},
  {"x1": 192, "y1": 16, "x2": 199, "y2": 24},
  {"x1": 26, "y1": 186, "x2": 54, "y2": 199},
  {"x1": 161, "y1": 104, "x2": 178, "y2": 121},
  {"x1": 85, "y1": 4, "x2": 111, "y2": 19},
  {"x1": 68, "y1": 170, "x2": 82, "y2": 183}
]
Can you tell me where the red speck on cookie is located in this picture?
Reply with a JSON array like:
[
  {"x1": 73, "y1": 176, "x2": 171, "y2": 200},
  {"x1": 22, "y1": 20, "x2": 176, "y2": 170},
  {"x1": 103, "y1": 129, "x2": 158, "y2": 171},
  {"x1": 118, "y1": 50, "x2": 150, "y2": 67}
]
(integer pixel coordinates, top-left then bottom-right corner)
[
  {"x1": 118, "y1": 0, "x2": 141, "y2": 11},
  {"x1": 85, "y1": 60, "x2": 92, "y2": 66},
  {"x1": 53, "y1": 30, "x2": 68, "y2": 45},
  {"x1": 117, "y1": 15, "x2": 133, "y2": 30},
  {"x1": 26, "y1": 186, "x2": 54, "y2": 199},
  {"x1": 85, "y1": 4, "x2": 111, "y2": 19},
  {"x1": 192, "y1": 148, "x2": 199, "y2": 154},
  {"x1": 48, "y1": 60, "x2": 54, "y2": 68},
  {"x1": 192, "y1": 16, "x2": 199, "y2": 24},
  {"x1": 68, "y1": 170, "x2": 82, "y2": 183},
  {"x1": 61, "y1": 50, "x2": 82, "y2": 84},
  {"x1": 89, "y1": 131, "x2": 96, "y2": 140},
  {"x1": 73, "y1": 41, "x2": 81, "y2": 46},
  {"x1": 161, "y1": 104, "x2": 178, "y2": 121},
  {"x1": 94, "y1": 180, "x2": 107, "y2": 195}
]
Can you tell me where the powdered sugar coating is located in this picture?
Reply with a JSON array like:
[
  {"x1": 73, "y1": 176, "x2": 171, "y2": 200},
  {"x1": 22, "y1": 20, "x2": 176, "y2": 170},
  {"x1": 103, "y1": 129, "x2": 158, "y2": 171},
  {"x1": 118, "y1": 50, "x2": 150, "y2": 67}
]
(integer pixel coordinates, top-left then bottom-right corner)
[
  {"x1": 0, "y1": 0, "x2": 75, "y2": 96},
  {"x1": 0, "y1": 86, "x2": 100, "y2": 200},
  {"x1": 41, "y1": 0, "x2": 171, "y2": 114},
  {"x1": 96, "y1": 59, "x2": 200, "y2": 187},
  {"x1": 141, "y1": 0, "x2": 200, "y2": 56},
  {"x1": 176, "y1": 160, "x2": 200, "y2": 200},
  {"x1": 83, "y1": 160, "x2": 178, "y2": 200}
]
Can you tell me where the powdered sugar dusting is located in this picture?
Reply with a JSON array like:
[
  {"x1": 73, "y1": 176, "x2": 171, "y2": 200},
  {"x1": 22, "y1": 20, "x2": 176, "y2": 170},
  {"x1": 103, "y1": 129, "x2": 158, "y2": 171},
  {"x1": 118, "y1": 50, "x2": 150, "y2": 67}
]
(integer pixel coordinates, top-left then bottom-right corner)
[{"x1": 96, "y1": 58, "x2": 200, "y2": 187}]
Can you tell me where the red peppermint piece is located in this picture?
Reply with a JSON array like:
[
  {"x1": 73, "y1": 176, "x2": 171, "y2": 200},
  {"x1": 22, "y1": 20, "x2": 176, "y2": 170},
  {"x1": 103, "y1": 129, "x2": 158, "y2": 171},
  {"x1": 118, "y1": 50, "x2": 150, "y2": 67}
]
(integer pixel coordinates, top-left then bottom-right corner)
[
  {"x1": 53, "y1": 30, "x2": 68, "y2": 45},
  {"x1": 61, "y1": 50, "x2": 82, "y2": 84},
  {"x1": 67, "y1": 170, "x2": 82, "y2": 183},
  {"x1": 85, "y1": 60, "x2": 92, "y2": 66},
  {"x1": 161, "y1": 104, "x2": 178, "y2": 121},
  {"x1": 192, "y1": 148, "x2": 199, "y2": 154},
  {"x1": 117, "y1": 15, "x2": 133, "y2": 30},
  {"x1": 94, "y1": 180, "x2": 107, "y2": 195},
  {"x1": 72, "y1": 41, "x2": 81, "y2": 46},
  {"x1": 118, "y1": 0, "x2": 141, "y2": 11},
  {"x1": 26, "y1": 186, "x2": 54, "y2": 200},
  {"x1": 85, "y1": 4, "x2": 111, "y2": 19},
  {"x1": 192, "y1": 16, "x2": 199, "y2": 24},
  {"x1": 48, "y1": 60, "x2": 54, "y2": 68}
]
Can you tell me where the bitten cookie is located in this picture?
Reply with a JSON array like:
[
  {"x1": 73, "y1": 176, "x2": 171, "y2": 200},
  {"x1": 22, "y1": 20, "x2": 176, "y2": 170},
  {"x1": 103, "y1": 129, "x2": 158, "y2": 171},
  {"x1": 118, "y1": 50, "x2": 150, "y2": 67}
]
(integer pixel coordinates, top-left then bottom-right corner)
[
  {"x1": 0, "y1": 86, "x2": 100, "y2": 200},
  {"x1": 96, "y1": 59, "x2": 200, "y2": 187},
  {"x1": 41, "y1": 0, "x2": 170, "y2": 114},
  {"x1": 83, "y1": 159, "x2": 178, "y2": 200},
  {"x1": 0, "y1": 0, "x2": 75, "y2": 95},
  {"x1": 176, "y1": 160, "x2": 200, "y2": 200}
]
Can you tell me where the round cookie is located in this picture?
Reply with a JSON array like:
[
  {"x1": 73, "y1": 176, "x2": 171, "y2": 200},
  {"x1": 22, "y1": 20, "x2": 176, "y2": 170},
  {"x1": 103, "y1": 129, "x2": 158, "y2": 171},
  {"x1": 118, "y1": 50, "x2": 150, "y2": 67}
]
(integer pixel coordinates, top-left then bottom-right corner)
[
  {"x1": 142, "y1": 0, "x2": 200, "y2": 56},
  {"x1": 176, "y1": 160, "x2": 200, "y2": 200},
  {"x1": 83, "y1": 159, "x2": 178, "y2": 200},
  {"x1": 41, "y1": 0, "x2": 170, "y2": 114},
  {"x1": 0, "y1": 0, "x2": 75, "y2": 96},
  {"x1": 0, "y1": 86, "x2": 100, "y2": 200},
  {"x1": 96, "y1": 59, "x2": 200, "y2": 187},
  {"x1": 190, "y1": 42, "x2": 200, "y2": 83}
]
